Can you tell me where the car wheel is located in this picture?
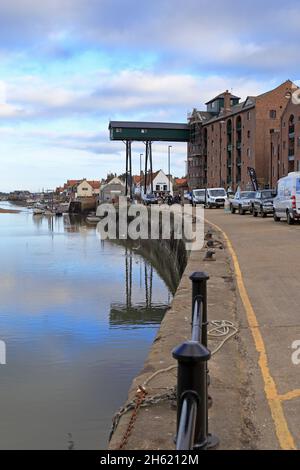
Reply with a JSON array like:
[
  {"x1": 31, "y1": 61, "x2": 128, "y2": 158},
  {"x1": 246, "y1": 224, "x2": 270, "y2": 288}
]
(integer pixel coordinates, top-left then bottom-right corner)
[
  {"x1": 260, "y1": 206, "x2": 266, "y2": 218},
  {"x1": 238, "y1": 205, "x2": 244, "y2": 215},
  {"x1": 253, "y1": 210, "x2": 257, "y2": 217},
  {"x1": 287, "y1": 211, "x2": 294, "y2": 225},
  {"x1": 273, "y1": 212, "x2": 280, "y2": 222},
  {"x1": 230, "y1": 204, "x2": 235, "y2": 214}
]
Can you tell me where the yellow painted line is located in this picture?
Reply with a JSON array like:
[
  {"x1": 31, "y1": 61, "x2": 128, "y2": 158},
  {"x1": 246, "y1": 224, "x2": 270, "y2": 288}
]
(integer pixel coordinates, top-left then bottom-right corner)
[
  {"x1": 206, "y1": 218, "x2": 296, "y2": 450},
  {"x1": 278, "y1": 389, "x2": 300, "y2": 402}
]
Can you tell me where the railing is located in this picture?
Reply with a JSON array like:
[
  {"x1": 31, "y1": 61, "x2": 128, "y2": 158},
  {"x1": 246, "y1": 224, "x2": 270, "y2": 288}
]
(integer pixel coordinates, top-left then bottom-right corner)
[{"x1": 172, "y1": 273, "x2": 219, "y2": 450}]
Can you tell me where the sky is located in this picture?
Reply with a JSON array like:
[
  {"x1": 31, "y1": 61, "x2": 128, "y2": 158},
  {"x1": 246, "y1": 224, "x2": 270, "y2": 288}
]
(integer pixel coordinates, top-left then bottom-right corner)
[{"x1": 0, "y1": 0, "x2": 300, "y2": 192}]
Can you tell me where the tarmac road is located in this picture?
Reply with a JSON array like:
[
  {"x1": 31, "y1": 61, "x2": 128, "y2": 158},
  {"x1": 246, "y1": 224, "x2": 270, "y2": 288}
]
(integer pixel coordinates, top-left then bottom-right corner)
[{"x1": 205, "y1": 208, "x2": 300, "y2": 450}]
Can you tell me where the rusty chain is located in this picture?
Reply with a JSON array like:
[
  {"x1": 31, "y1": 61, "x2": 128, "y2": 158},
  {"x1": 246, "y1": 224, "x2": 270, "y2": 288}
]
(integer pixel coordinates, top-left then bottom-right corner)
[
  {"x1": 117, "y1": 385, "x2": 147, "y2": 450},
  {"x1": 110, "y1": 386, "x2": 177, "y2": 448}
]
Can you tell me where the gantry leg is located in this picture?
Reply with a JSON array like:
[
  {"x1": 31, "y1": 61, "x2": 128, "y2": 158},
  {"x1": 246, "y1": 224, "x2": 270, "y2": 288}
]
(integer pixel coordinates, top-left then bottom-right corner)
[
  {"x1": 144, "y1": 141, "x2": 149, "y2": 194},
  {"x1": 149, "y1": 141, "x2": 153, "y2": 194}
]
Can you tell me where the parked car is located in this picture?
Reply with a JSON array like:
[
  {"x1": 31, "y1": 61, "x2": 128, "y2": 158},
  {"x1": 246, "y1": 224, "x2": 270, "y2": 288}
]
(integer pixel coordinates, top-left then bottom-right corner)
[
  {"x1": 191, "y1": 189, "x2": 206, "y2": 206},
  {"x1": 142, "y1": 193, "x2": 158, "y2": 205},
  {"x1": 273, "y1": 172, "x2": 300, "y2": 224},
  {"x1": 230, "y1": 191, "x2": 257, "y2": 214},
  {"x1": 252, "y1": 190, "x2": 276, "y2": 218}
]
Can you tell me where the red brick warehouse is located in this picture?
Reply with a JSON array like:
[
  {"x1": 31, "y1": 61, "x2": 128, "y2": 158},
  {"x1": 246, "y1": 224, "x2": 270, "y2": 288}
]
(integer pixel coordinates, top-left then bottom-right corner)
[{"x1": 188, "y1": 80, "x2": 299, "y2": 191}]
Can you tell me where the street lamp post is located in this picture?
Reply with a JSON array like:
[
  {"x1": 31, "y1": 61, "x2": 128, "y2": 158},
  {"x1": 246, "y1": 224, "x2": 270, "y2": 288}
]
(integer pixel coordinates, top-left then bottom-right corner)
[
  {"x1": 168, "y1": 145, "x2": 172, "y2": 193},
  {"x1": 140, "y1": 153, "x2": 143, "y2": 194}
]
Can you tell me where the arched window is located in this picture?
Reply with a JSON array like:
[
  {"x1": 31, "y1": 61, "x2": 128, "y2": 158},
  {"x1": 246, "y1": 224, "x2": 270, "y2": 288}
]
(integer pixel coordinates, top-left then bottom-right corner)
[
  {"x1": 203, "y1": 128, "x2": 208, "y2": 185},
  {"x1": 226, "y1": 119, "x2": 233, "y2": 186},
  {"x1": 289, "y1": 114, "x2": 295, "y2": 134},
  {"x1": 236, "y1": 116, "x2": 242, "y2": 184},
  {"x1": 288, "y1": 114, "x2": 295, "y2": 172}
]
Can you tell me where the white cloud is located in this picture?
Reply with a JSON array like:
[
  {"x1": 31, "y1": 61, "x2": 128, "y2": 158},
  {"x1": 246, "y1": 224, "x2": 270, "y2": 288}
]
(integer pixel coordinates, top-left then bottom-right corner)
[
  {"x1": 0, "y1": 0, "x2": 300, "y2": 72},
  {"x1": 1, "y1": 69, "x2": 279, "y2": 124},
  {"x1": 0, "y1": 80, "x2": 24, "y2": 117}
]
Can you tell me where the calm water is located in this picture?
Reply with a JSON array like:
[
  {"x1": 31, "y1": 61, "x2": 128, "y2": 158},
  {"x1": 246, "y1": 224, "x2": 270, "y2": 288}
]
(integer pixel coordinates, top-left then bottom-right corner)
[{"x1": 0, "y1": 201, "x2": 172, "y2": 449}]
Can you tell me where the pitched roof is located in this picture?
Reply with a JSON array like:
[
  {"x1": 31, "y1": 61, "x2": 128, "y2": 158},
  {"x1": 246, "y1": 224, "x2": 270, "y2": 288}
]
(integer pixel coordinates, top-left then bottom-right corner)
[
  {"x1": 140, "y1": 170, "x2": 172, "y2": 187},
  {"x1": 205, "y1": 91, "x2": 240, "y2": 105},
  {"x1": 175, "y1": 178, "x2": 188, "y2": 185},
  {"x1": 102, "y1": 177, "x2": 125, "y2": 188},
  {"x1": 67, "y1": 179, "x2": 80, "y2": 186},
  {"x1": 87, "y1": 180, "x2": 101, "y2": 189},
  {"x1": 202, "y1": 98, "x2": 256, "y2": 125},
  {"x1": 189, "y1": 109, "x2": 213, "y2": 123},
  {"x1": 132, "y1": 175, "x2": 142, "y2": 184}
]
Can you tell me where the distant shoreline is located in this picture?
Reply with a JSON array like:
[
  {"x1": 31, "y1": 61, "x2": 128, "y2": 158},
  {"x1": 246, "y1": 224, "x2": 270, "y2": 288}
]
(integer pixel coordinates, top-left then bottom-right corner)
[{"x1": 0, "y1": 208, "x2": 21, "y2": 214}]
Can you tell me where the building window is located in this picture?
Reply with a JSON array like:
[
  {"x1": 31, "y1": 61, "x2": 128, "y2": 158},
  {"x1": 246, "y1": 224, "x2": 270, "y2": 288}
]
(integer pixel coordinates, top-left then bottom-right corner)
[
  {"x1": 247, "y1": 130, "x2": 251, "y2": 138},
  {"x1": 298, "y1": 137, "x2": 300, "y2": 148},
  {"x1": 247, "y1": 111, "x2": 251, "y2": 121},
  {"x1": 269, "y1": 110, "x2": 277, "y2": 119},
  {"x1": 297, "y1": 161, "x2": 300, "y2": 172},
  {"x1": 141, "y1": 129, "x2": 147, "y2": 134},
  {"x1": 283, "y1": 141, "x2": 286, "y2": 149},
  {"x1": 163, "y1": 185, "x2": 167, "y2": 191},
  {"x1": 247, "y1": 148, "x2": 251, "y2": 158},
  {"x1": 289, "y1": 114, "x2": 295, "y2": 134},
  {"x1": 116, "y1": 128, "x2": 122, "y2": 133},
  {"x1": 156, "y1": 185, "x2": 160, "y2": 191},
  {"x1": 288, "y1": 115, "x2": 295, "y2": 158}
]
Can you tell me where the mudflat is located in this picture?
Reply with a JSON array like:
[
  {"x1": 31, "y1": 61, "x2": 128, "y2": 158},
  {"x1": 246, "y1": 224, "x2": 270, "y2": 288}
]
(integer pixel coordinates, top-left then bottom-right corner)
[{"x1": 0, "y1": 208, "x2": 21, "y2": 214}]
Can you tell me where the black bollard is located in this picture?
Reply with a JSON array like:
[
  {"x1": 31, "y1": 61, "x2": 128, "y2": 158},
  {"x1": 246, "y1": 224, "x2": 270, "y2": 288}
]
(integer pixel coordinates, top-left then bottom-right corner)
[
  {"x1": 190, "y1": 272, "x2": 209, "y2": 347},
  {"x1": 172, "y1": 340, "x2": 210, "y2": 449}
]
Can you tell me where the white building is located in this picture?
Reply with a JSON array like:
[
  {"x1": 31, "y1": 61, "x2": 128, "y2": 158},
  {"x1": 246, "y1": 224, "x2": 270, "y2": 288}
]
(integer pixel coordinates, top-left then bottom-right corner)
[{"x1": 141, "y1": 170, "x2": 173, "y2": 196}]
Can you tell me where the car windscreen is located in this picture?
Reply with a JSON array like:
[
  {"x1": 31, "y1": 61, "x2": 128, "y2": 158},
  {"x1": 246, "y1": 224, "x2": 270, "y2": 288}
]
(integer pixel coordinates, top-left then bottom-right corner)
[
  {"x1": 209, "y1": 190, "x2": 226, "y2": 197},
  {"x1": 261, "y1": 191, "x2": 274, "y2": 199},
  {"x1": 194, "y1": 190, "x2": 205, "y2": 196},
  {"x1": 240, "y1": 192, "x2": 256, "y2": 198}
]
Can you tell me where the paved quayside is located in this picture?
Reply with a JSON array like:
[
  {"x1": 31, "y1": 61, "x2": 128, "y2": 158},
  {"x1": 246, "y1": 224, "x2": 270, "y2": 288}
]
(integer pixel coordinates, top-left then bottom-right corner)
[
  {"x1": 108, "y1": 209, "x2": 297, "y2": 449},
  {"x1": 205, "y1": 210, "x2": 300, "y2": 450}
]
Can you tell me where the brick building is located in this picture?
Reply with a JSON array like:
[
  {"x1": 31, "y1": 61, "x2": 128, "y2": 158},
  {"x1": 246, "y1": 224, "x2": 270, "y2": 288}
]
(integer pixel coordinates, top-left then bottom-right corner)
[
  {"x1": 188, "y1": 80, "x2": 299, "y2": 191},
  {"x1": 270, "y1": 90, "x2": 300, "y2": 188}
]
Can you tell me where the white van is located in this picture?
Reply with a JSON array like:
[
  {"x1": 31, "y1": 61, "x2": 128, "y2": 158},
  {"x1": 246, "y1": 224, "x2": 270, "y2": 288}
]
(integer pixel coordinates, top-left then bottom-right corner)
[
  {"x1": 273, "y1": 172, "x2": 300, "y2": 224},
  {"x1": 191, "y1": 187, "x2": 227, "y2": 207},
  {"x1": 191, "y1": 189, "x2": 206, "y2": 205},
  {"x1": 206, "y1": 187, "x2": 227, "y2": 208}
]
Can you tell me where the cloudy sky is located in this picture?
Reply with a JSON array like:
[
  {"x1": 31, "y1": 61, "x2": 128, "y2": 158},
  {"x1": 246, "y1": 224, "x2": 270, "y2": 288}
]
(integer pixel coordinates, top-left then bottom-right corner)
[{"x1": 0, "y1": 0, "x2": 300, "y2": 191}]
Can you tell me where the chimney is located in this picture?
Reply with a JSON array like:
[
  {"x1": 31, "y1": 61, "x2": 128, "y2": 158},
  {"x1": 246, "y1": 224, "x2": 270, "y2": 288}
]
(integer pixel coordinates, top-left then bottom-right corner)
[{"x1": 223, "y1": 90, "x2": 231, "y2": 114}]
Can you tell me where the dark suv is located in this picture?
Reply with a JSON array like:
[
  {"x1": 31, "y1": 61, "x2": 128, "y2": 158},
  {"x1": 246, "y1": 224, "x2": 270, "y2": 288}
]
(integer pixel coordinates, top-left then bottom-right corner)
[{"x1": 252, "y1": 190, "x2": 276, "y2": 218}]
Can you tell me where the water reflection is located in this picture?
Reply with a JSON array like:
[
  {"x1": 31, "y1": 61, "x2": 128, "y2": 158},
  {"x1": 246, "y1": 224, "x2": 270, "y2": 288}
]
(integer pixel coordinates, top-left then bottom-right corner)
[
  {"x1": 110, "y1": 247, "x2": 166, "y2": 328},
  {"x1": 0, "y1": 202, "x2": 173, "y2": 449}
]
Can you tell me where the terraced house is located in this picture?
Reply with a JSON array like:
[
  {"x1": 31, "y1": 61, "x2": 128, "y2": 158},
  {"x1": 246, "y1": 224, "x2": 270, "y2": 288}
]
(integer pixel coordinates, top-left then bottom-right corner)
[{"x1": 188, "y1": 80, "x2": 299, "y2": 191}]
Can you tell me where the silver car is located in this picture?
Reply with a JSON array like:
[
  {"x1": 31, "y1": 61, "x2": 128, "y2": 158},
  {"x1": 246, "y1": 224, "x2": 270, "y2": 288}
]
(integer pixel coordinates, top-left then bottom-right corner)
[{"x1": 230, "y1": 191, "x2": 257, "y2": 215}]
